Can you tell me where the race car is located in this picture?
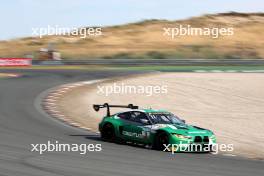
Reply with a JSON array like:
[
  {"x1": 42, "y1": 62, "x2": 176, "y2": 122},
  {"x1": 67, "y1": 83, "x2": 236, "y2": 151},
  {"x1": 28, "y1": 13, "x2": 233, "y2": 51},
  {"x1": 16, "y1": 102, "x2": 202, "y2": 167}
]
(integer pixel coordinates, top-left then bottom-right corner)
[{"x1": 94, "y1": 103, "x2": 216, "y2": 152}]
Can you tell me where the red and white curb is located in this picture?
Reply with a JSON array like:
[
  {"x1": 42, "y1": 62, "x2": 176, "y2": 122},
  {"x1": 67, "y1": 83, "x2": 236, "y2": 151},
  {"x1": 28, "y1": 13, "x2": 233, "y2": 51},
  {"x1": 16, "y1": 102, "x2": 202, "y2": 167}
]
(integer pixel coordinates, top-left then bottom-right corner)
[{"x1": 42, "y1": 80, "x2": 104, "y2": 133}]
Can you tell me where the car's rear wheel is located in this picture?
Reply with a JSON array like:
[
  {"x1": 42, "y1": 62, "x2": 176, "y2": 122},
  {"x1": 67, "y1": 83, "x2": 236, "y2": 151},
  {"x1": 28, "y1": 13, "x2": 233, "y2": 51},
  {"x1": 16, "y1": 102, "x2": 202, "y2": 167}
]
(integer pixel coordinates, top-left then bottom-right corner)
[
  {"x1": 101, "y1": 123, "x2": 115, "y2": 142},
  {"x1": 153, "y1": 131, "x2": 169, "y2": 151}
]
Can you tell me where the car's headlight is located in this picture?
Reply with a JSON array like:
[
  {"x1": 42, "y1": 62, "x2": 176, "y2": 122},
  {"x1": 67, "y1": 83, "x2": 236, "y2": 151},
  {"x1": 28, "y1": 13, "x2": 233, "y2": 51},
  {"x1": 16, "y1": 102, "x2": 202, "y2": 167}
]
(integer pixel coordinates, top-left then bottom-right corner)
[{"x1": 173, "y1": 134, "x2": 192, "y2": 139}]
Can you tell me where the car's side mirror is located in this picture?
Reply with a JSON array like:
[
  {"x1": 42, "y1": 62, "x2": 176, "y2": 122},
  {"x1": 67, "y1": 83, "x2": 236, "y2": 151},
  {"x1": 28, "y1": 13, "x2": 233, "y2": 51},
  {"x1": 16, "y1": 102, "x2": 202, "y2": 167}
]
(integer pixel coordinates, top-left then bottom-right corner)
[{"x1": 140, "y1": 119, "x2": 150, "y2": 125}]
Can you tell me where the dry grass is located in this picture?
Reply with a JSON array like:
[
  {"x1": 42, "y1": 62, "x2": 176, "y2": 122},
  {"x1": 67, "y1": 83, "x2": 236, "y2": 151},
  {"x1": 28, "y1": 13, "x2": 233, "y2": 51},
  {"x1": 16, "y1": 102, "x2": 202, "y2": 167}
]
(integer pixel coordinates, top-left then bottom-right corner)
[{"x1": 0, "y1": 12, "x2": 263, "y2": 59}]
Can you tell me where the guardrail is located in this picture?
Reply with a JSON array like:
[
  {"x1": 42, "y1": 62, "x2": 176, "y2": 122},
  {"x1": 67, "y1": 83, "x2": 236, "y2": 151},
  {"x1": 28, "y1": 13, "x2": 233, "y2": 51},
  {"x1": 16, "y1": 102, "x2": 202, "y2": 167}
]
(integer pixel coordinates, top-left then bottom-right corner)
[{"x1": 32, "y1": 59, "x2": 264, "y2": 66}]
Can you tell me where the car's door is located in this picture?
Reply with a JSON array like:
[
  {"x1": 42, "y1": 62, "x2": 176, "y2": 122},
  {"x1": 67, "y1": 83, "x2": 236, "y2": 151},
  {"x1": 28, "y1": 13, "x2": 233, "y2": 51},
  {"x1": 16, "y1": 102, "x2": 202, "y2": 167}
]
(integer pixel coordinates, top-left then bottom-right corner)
[
  {"x1": 117, "y1": 111, "x2": 151, "y2": 142},
  {"x1": 129, "y1": 111, "x2": 152, "y2": 143},
  {"x1": 117, "y1": 111, "x2": 134, "y2": 140}
]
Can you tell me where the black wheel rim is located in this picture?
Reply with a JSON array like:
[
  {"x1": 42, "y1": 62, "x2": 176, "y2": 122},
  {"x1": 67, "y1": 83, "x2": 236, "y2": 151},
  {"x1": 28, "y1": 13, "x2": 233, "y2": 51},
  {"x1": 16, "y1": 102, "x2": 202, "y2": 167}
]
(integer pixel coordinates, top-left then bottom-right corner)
[
  {"x1": 158, "y1": 133, "x2": 168, "y2": 150},
  {"x1": 103, "y1": 124, "x2": 114, "y2": 140}
]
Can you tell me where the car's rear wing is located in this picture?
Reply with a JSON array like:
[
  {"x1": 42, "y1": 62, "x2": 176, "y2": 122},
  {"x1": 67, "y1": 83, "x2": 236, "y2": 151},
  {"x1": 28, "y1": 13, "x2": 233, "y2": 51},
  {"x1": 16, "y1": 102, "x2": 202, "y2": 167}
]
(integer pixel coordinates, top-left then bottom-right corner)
[{"x1": 93, "y1": 103, "x2": 138, "y2": 117}]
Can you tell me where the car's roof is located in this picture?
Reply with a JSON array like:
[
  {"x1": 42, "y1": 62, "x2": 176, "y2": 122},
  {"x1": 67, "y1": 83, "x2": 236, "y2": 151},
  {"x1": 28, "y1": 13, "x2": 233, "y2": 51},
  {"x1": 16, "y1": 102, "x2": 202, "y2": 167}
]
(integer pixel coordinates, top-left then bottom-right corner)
[{"x1": 141, "y1": 109, "x2": 169, "y2": 113}]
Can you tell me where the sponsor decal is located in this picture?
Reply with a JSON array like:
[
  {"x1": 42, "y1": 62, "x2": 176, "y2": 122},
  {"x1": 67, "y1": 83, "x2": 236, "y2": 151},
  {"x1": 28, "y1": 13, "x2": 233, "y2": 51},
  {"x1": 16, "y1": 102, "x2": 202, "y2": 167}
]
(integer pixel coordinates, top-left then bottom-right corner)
[
  {"x1": 151, "y1": 124, "x2": 167, "y2": 130},
  {"x1": 188, "y1": 131, "x2": 206, "y2": 134},
  {"x1": 122, "y1": 130, "x2": 150, "y2": 139},
  {"x1": 167, "y1": 124, "x2": 177, "y2": 130},
  {"x1": 0, "y1": 58, "x2": 32, "y2": 66}
]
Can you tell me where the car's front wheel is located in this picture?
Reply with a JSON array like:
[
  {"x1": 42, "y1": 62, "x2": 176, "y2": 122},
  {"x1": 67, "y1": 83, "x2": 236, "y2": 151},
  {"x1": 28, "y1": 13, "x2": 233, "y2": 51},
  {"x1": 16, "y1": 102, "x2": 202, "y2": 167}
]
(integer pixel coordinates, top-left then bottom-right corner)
[
  {"x1": 101, "y1": 123, "x2": 115, "y2": 142},
  {"x1": 153, "y1": 131, "x2": 169, "y2": 151}
]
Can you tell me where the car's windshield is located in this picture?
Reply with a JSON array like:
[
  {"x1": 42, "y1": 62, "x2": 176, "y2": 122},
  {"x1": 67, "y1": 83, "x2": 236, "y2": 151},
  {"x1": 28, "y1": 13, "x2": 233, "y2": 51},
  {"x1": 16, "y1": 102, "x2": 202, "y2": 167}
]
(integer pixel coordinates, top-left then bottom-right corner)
[{"x1": 148, "y1": 112, "x2": 184, "y2": 124}]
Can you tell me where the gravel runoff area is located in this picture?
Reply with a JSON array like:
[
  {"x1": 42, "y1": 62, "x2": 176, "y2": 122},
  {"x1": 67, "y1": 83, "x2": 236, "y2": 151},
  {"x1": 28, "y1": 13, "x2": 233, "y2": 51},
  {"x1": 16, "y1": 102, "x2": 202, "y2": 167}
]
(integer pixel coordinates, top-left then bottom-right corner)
[{"x1": 55, "y1": 72, "x2": 264, "y2": 159}]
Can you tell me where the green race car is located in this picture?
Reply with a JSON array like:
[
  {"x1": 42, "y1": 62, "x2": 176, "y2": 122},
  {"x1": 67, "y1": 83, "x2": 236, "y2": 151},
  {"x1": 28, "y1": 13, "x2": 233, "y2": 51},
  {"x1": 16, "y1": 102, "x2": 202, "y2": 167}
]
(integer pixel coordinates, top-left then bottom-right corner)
[{"x1": 94, "y1": 103, "x2": 216, "y2": 152}]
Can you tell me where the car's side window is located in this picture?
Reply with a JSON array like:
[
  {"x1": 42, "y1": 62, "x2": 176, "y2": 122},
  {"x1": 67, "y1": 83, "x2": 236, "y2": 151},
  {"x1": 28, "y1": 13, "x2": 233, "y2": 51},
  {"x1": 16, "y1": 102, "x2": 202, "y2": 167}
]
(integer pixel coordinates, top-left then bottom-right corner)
[
  {"x1": 130, "y1": 111, "x2": 149, "y2": 124},
  {"x1": 117, "y1": 112, "x2": 132, "y2": 120},
  {"x1": 118, "y1": 111, "x2": 149, "y2": 124}
]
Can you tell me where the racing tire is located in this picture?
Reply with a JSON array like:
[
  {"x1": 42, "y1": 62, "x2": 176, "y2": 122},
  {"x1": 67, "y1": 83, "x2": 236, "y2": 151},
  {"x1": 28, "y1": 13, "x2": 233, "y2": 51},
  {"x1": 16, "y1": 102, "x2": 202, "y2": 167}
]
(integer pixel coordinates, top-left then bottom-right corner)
[
  {"x1": 153, "y1": 131, "x2": 169, "y2": 151},
  {"x1": 101, "y1": 123, "x2": 116, "y2": 142}
]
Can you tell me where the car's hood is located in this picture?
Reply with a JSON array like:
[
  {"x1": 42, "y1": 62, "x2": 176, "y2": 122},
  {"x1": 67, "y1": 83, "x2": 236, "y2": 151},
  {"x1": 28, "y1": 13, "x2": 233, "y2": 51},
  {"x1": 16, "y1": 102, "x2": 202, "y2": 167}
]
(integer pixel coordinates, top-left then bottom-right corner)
[{"x1": 149, "y1": 123, "x2": 213, "y2": 136}]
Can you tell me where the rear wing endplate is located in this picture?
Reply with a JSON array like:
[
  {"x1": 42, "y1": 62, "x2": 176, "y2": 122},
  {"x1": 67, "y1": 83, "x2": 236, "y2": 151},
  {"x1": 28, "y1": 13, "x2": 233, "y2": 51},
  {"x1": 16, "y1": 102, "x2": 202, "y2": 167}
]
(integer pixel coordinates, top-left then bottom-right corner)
[{"x1": 93, "y1": 103, "x2": 138, "y2": 117}]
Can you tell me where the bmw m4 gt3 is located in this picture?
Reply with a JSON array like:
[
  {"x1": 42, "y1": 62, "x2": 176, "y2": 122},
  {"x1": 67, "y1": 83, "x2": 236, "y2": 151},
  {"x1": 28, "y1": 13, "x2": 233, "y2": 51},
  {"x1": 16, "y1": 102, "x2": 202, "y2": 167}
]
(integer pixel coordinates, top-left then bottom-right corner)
[{"x1": 94, "y1": 103, "x2": 216, "y2": 152}]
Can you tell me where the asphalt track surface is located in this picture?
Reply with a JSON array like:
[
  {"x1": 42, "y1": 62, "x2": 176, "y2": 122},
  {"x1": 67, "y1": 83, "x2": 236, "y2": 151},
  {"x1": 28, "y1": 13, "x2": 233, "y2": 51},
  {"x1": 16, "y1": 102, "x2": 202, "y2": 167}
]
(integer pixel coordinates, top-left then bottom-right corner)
[{"x1": 0, "y1": 69, "x2": 263, "y2": 176}]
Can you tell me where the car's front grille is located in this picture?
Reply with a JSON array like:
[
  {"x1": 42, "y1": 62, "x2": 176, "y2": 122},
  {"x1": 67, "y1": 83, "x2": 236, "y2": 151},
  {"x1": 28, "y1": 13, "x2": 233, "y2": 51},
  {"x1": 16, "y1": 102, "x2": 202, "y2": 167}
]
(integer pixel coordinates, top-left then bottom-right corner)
[
  {"x1": 194, "y1": 136, "x2": 209, "y2": 143},
  {"x1": 194, "y1": 136, "x2": 202, "y2": 143},
  {"x1": 203, "y1": 136, "x2": 209, "y2": 143}
]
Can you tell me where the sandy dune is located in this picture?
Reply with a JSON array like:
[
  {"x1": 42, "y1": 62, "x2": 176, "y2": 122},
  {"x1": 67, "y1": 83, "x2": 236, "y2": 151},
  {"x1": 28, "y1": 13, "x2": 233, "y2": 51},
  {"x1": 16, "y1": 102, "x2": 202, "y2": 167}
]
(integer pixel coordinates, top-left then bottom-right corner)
[{"x1": 57, "y1": 73, "x2": 264, "y2": 159}]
